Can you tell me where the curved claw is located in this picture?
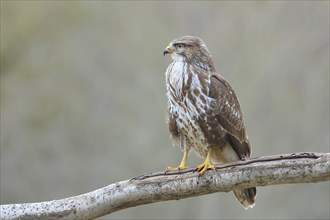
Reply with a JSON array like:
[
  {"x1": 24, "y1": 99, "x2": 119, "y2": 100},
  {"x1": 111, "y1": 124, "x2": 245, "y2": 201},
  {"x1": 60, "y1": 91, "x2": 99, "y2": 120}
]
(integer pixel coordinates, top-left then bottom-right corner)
[
  {"x1": 196, "y1": 162, "x2": 215, "y2": 175},
  {"x1": 196, "y1": 148, "x2": 215, "y2": 175}
]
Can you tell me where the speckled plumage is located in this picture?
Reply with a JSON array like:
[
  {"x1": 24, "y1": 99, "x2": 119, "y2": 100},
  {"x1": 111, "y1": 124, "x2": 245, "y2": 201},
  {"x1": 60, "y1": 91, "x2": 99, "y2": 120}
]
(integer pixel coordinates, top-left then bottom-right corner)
[{"x1": 164, "y1": 36, "x2": 256, "y2": 209}]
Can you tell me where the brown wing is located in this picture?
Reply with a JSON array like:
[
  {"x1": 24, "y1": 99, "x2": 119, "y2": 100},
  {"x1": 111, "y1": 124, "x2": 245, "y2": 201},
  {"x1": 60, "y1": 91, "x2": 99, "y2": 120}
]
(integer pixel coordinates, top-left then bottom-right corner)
[{"x1": 209, "y1": 73, "x2": 251, "y2": 159}]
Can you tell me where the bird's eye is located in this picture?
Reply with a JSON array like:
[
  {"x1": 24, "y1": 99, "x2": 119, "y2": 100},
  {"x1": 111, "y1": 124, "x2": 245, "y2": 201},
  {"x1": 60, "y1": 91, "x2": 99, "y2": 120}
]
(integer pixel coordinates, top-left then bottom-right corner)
[{"x1": 176, "y1": 44, "x2": 184, "y2": 49}]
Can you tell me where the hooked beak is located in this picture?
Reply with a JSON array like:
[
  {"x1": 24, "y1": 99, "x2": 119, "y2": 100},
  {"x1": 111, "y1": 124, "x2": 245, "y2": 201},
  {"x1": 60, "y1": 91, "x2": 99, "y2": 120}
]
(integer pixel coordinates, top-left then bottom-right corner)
[{"x1": 163, "y1": 46, "x2": 173, "y2": 56}]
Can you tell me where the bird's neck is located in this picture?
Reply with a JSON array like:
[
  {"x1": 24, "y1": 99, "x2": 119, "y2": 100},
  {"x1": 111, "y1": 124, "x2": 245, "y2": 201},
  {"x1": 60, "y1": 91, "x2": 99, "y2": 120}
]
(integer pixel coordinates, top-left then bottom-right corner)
[
  {"x1": 171, "y1": 53, "x2": 185, "y2": 62},
  {"x1": 193, "y1": 61, "x2": 214, "y2": 72},
  {"x1": 190, "y1": 56, "x2": 215, "y2": 72}
]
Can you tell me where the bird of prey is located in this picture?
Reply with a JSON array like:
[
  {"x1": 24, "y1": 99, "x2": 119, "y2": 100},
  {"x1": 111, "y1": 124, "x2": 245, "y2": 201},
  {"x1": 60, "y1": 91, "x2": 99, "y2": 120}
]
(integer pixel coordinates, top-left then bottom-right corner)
[{"x1": 163, "y1": 36, "x2": 256, "y2": 209}]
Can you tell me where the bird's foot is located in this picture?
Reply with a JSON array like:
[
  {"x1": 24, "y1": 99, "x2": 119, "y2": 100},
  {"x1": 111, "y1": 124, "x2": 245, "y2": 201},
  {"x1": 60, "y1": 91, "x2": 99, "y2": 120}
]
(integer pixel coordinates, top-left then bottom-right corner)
[
  {"x1": 196, "y1": 160, "x2": 215, "y2": 175},
  {"x1": 165, "y1": 164, "x2": 188, "y2": 172},
  {"x1": 166, "y1": 150, "x2": 189, "y2": 172}
]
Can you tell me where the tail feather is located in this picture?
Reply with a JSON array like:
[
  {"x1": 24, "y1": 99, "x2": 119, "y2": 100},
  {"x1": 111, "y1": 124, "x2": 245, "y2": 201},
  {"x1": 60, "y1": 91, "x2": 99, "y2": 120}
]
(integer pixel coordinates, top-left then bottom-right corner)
[
  {"x1": 210, "y1": 145, "x2": 257, "y2": 209},
  {"x1": 233, "y1": 187, "x2": 257, "y2": 209}
]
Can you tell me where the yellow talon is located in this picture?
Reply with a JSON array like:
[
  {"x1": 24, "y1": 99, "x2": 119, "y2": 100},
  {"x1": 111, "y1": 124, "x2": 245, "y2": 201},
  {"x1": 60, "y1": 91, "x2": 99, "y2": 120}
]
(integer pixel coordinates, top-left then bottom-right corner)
[
  {"x1": 196, "y1": 148, "x2": 215, "y2": 175},
  {"x1": 165, "y1": 149, "x2": 189, "y2": 172},
  {"x1": 165, "y1": 164, "x2": 188, "y2": 172}
]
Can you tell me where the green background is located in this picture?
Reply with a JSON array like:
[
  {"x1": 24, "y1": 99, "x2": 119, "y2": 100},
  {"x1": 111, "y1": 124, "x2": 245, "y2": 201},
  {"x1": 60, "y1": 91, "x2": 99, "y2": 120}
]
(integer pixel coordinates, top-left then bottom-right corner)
[{"x1": 1, "y1": 1, "x2": 329, "y2": 219}]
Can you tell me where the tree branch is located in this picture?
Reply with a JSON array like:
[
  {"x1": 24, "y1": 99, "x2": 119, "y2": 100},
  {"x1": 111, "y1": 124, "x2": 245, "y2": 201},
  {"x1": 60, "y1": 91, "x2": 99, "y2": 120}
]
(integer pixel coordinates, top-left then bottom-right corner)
[{"x1": 1, "y1": 152, "x2": 329, "y2": 219}]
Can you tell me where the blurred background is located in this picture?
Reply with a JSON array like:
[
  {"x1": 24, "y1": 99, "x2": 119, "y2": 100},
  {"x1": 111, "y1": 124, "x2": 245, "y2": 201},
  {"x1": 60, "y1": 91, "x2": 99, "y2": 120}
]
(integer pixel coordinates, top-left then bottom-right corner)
[{"x1": 1, "y1": 1, "x2": 329, "y2": 219}]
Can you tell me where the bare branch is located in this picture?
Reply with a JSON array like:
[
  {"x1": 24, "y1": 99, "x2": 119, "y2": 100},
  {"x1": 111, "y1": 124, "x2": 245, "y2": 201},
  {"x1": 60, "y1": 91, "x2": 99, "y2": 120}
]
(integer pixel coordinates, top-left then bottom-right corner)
[{"x1": 1, "y1": 152, "x2": 329, "y2": 219}]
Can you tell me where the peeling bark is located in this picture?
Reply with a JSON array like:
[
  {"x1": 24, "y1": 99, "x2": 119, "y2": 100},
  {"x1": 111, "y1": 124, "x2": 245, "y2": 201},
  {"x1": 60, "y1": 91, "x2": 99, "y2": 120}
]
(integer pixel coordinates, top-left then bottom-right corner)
[{"x1": 1, "y1": 152, "x2": 329, "y2": 219}]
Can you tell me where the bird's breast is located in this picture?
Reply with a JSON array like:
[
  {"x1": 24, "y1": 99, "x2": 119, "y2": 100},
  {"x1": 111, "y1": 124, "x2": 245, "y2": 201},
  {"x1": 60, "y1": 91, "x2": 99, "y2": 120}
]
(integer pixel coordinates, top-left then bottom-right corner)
[
  {"x1": 165, "y1": 61, "x2": 214, "y2": 153},
  {"x1": 166, "y1": 61, "x2": 212, "y2": 116}
]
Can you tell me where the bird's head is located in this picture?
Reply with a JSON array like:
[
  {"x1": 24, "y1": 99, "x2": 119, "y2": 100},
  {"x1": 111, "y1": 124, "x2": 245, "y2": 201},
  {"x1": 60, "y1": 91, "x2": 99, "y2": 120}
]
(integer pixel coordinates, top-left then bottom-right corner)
[{"x1": 163, "y1": 36, "x2": 214, "y2": 70}]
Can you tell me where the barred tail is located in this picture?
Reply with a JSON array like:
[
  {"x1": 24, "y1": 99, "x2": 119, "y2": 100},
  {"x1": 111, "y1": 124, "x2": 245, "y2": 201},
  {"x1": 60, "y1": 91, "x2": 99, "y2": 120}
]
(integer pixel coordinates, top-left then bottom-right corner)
[{"x1": 233, "y1": 187, "x2": 257, "y2": 209}]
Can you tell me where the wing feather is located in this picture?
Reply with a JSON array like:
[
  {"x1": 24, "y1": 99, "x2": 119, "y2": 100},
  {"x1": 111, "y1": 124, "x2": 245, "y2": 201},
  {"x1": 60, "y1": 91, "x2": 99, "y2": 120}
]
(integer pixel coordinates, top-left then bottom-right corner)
[{"x1": 209, "y1": 73, "x2": 251, "y2": 159}]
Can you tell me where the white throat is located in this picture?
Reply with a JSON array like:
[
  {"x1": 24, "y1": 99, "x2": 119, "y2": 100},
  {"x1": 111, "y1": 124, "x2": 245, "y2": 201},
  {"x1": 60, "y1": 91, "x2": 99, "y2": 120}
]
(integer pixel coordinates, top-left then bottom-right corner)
[{"x1": 171, "y1": 53, "x2": 185, "y2": 62}]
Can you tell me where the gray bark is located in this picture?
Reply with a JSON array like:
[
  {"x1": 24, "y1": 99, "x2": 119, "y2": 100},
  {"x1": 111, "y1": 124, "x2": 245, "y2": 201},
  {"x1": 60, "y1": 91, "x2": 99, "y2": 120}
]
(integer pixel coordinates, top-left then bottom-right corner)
[{"x1": 1, "y1": 152, "x2": 329, "y2": 220}]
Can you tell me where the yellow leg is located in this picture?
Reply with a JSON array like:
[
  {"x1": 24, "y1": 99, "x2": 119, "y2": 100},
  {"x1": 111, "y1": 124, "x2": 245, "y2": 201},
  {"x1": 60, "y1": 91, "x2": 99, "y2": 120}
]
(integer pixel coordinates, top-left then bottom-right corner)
[
  {"x1": 196, "y1": 148, "x2": 215, "y2": 175},
  {"x1": 166, "y1": 149, "x2": 189, "y2": 171}
]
